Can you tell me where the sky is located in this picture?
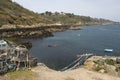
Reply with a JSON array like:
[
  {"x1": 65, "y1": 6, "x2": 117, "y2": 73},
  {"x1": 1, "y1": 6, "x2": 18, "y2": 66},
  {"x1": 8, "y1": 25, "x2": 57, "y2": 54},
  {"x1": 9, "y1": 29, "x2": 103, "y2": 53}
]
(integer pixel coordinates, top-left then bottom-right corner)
[{"x1": 12, "y1": 0, "x2": 120, "y2": 22}]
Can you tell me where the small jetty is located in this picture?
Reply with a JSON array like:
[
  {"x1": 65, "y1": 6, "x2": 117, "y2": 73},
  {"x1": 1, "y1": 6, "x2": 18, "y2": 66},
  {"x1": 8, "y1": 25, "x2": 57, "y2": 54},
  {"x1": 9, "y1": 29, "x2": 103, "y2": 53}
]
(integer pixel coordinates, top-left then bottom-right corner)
[{"x1": 61, "y1": 53, "x2": 93, "y2": 71}]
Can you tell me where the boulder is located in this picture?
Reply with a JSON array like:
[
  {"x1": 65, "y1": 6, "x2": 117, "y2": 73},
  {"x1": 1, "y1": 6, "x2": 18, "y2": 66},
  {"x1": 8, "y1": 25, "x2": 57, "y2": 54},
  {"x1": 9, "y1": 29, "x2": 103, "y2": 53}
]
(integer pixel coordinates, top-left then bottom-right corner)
[
  {"x1": 116, "y1": 58, "x2": 120, "y2": 64},
  {"x1": 104, "y1": 64, "x2": 118, "y2": 76}
]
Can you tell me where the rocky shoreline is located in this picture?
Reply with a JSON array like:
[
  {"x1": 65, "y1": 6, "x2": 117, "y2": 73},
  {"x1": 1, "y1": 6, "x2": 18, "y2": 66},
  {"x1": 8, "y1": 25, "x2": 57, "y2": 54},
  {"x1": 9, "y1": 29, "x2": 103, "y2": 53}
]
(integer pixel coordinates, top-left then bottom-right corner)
[
  {"x1": 85, "y1": 56, "x2": 120, "y2": 77},
  {"x1": 0, "y1": 22, "x2": 117, "y2": 39},
  {"x1": 0, "y1": 25, "x2": 81, "y2": 39}
]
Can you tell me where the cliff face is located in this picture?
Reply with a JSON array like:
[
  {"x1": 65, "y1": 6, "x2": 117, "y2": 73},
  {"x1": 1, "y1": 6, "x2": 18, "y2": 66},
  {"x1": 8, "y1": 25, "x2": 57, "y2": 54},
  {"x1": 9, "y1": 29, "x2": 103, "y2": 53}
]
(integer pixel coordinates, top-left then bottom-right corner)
[{"x1": 0, "y1": 0, "x2": 53, "y2": 27}]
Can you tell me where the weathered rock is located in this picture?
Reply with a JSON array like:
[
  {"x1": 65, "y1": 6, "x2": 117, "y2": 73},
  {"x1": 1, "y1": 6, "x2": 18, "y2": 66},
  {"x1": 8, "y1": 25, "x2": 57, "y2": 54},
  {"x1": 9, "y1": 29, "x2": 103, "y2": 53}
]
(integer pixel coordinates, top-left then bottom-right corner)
[
  {"x1": 116, "y1": 58, "x2": 120, "y2": 64},
  {"x1": 104, "y1": 64, "x2": 118, "y2": 76},
  {"x1": 99, "y1": 69, "x2": 105, "y2": 73},
  {"x1": 84, "y1": 60, "x2": 95, "y2": 70}
]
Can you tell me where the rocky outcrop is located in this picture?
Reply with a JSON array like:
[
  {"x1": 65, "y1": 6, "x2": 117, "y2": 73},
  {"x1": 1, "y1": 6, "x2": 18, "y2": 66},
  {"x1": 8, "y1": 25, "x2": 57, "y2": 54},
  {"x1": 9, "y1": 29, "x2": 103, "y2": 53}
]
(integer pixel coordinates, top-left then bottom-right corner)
[
  {"x1": 116, "y1": 58, "x2": 120, "y2": 64},
  {"x1": 1, "y1": 30, "x2": 53, "y2": 38},
  {"x1": 0, "y1": 24, "x2": 81, "y2": 39},
  {"x1": 85, "y1": 56, "x2": 120, "y2": 77}
]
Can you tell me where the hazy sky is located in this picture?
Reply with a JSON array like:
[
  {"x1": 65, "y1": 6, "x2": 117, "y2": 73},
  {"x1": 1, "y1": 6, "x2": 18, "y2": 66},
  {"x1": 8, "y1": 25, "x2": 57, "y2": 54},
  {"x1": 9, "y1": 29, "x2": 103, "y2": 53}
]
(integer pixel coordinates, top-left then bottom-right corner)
[{"x1": 13, "y1": 0, "x2": 120, "y2": 22}]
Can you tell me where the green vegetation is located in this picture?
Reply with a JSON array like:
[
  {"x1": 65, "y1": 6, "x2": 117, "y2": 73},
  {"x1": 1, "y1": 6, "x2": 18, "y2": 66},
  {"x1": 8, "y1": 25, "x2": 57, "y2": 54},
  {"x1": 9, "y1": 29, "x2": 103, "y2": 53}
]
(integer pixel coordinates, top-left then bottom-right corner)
[
  {"x1": 93, "y1": 61, "x2": 104, "y2": 71},
  {"x1": 3, "y1": 37, "x2": 19, "y2": 42},
  {"x1": 94, "y1": 65, "x2": 104, "y2": 72},
  {"x1": 105, "y1": 59, "x2": 115, "y2": 66},
  {"x1": 0, "y1": 0, "x2": 115, "y2": 28},
  {"x1": 40, "y1": 11, "x2": 114, "y2": 25},
  {"x1": 3, "y1": 70, "x2": 38, "y2": 80},
  {"x1": 93, "y1": 59, "x2": 118, "y2": 73},
  {"x1": 0, "y1": 0, "x2": 53, "y2": 27}
]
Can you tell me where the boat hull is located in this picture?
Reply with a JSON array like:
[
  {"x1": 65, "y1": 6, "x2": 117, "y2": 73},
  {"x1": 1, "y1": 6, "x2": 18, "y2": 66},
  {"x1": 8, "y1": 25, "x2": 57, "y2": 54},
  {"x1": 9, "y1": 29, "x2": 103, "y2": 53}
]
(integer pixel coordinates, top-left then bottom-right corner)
[{"x1": 104, "y1": 49, "x2": 113, "y2": 52}]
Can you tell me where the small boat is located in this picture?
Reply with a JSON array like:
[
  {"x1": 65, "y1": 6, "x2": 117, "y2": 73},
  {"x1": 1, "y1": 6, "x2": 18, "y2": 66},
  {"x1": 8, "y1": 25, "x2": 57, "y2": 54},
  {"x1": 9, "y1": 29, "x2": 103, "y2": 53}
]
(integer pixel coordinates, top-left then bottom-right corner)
[
  {"x1": 104, "y1": 49, "x2": 113, "y2": 52},
  {"x1": 47, "y1": 45, "x2": 53, "y2": 47}
]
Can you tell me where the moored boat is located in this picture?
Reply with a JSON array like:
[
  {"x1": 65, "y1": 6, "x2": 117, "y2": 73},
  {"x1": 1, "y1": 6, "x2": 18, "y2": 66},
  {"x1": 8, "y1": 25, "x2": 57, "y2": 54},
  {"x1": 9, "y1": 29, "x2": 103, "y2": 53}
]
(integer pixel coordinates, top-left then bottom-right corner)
[{"x1": 104, "y1": 49, "x2": 113, "y2": 52}]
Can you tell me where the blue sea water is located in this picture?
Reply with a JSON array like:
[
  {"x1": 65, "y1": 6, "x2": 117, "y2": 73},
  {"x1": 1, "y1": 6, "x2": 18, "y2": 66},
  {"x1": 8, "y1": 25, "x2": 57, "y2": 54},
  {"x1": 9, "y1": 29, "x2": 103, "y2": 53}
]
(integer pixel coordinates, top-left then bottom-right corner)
[{"x1": 23, "y1": 24, "x2": 120, "y2": 70}]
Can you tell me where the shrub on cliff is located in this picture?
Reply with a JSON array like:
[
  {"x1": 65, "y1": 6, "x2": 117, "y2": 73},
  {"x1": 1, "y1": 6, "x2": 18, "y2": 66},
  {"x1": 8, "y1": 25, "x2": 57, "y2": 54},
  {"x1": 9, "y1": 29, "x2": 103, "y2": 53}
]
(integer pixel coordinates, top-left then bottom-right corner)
[{"x1": 0, "y1": 0, "x2": 53, "y2": 27}]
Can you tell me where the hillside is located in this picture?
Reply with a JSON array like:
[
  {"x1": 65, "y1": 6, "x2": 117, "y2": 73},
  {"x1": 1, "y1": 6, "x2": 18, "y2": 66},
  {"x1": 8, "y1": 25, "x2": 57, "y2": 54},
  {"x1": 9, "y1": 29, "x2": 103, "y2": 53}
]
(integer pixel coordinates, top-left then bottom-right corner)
[
  {"x1": 0, "y1": 0, "x2": 117, "y2": 39},
  {"x1": 0, "y1": 0, "x2": 53, "y2": 27},
  {"x1": 0, "y1": 0, "x2": 116, "y2": 29},
  {"x1": 40, "y1": 11, "x2": 115, "y2": 25}
]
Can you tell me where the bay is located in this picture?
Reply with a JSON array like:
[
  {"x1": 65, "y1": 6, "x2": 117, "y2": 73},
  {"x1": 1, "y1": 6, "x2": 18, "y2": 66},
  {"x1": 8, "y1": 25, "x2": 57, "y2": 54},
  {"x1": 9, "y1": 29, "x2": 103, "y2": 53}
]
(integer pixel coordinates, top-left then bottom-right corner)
[{"x1": 23, "y1": 24, "x2": 120, "y2": 70}]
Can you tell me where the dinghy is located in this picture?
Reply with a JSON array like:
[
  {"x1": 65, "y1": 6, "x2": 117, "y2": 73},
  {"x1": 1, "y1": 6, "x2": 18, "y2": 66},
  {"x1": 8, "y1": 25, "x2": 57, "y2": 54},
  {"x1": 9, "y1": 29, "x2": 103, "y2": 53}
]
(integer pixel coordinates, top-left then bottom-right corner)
[{"x1": 104, "y1": 49, "x2": 113, "y2": 52}]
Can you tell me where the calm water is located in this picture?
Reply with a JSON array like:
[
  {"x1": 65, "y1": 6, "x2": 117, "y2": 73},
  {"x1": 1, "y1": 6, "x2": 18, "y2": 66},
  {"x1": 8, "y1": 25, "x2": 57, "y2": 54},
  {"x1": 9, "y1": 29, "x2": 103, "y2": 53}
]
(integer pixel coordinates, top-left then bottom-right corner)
[{"x1": 23, "y1": 24, "x2": 120, "y2": 70}]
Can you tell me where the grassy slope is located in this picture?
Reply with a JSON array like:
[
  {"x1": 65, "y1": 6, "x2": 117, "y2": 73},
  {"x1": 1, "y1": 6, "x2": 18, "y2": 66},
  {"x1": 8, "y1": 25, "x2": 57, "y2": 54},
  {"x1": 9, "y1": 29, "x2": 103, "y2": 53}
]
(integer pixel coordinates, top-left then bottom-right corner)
[
  {"x1": 40, "y1": 12, "x2": 114, "y2": 25},
  {"x1": 0, "y1": 0, "x2": 53, "y2": 27},
  {"x1": 0, "y1": 0, "x2": 115, "y2": 28},
  {"x1": 0, "y1": 70, "x2": 38, "y2": 80}
]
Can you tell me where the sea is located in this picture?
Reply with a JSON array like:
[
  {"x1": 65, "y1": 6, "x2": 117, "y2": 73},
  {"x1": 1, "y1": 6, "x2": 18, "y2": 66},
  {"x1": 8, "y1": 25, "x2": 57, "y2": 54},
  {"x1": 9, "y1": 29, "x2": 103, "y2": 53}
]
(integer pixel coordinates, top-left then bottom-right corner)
[{"x1": 22, "y1": 24, "x2": 120, "y2": 70}]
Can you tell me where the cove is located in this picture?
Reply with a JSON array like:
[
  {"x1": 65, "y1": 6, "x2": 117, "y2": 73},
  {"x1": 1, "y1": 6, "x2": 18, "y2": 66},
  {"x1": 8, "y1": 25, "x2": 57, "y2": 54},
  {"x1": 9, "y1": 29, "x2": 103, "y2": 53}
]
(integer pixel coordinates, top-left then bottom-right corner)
[{"x1": 22, "y1": 24, "x2": 120, "y2": 70}]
